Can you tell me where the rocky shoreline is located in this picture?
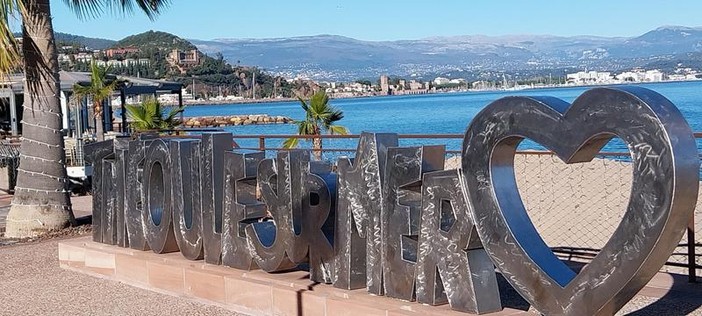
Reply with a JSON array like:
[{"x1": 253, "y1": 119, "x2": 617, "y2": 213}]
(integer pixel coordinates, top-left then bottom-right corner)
[{"x1": 183, "y1": 114, "x2": 294, "y2": 127}]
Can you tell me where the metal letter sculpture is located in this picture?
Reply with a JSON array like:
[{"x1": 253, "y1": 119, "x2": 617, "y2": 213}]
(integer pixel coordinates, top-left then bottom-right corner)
[
  {"x1": 85, "y1": 137, "x2": 129, "y2": 246},
  {"x1": 201, "y1": 132, "x2": 233, "y2": 264},
  {"x1": 246, "y1": 150, "x2": 308, "y2": 272},
  {"x1": 221, "y1": 149, "x2": 266, "y2": 270},
  {"x1": 381, "y1": 145, "x2": 445, "y2": 301},
  {"x1": 334, "y1": 132, "x2": 398, "y2": 293},
  {"x1": 415, "y1": 169, "x2": 501, "y2": 313},
  {"x1": 170, "y1": 139, "x2": 204, "y2": 260},
  {"x1": 462, "y1": 86, "x2": 699, "y2": 315},
  {"x1": 142, "y1": 139, "x2": 178, "y2": 253},
  {"x1": 294, "y1": 160, "x2": 337, "y2": 283},
  {"x1": 85, "y1": 139, "x2": 116, "y2": 243},
  {"x1": 125, "y1": 138, "x2": 154, "y2": 250},
  {"x1": 85, "y1": 87, "x2": 699, "y2": 316},
  {"x1": 112, "y1": 139, "x2": 129, "y2": 247}
]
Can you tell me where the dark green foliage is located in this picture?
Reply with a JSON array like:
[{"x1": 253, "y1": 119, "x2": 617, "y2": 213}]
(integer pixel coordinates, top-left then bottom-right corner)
[
  {"x1": 57, "y1": 30, "x2": 297, "y2": 98},
  {"x1": 126, "y1": 98, "x2": 185, "y2": 132},
  {"x1": 15, "y1": 31, "x2": 116, "y2": 50},
  {"x1": 112, "y1": 30, "x2": 196, "y2": 51}
]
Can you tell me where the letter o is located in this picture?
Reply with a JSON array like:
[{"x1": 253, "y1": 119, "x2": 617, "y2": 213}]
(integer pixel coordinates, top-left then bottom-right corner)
[{"x1": 142, "y1": 139, "x2": 179, "y2": 253}]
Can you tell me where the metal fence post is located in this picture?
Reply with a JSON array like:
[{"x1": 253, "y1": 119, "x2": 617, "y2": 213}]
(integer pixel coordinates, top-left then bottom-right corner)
[
  {"x1": 259, "y1": 136, "x2": 266, "y2": 152},
  {"x1": 688, "y1": 215, "x2": 697, "y2": 283}
]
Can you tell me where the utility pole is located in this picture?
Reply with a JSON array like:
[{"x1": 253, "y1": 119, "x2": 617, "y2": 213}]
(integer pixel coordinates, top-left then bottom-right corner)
[
  {"x1": 273, "y1": 78, "x2": 277, "y2": 99},
  {"x1": 192, "y1": 77, "x2": 196, "y2": 99},
  {"x1": 252, "y1": 71, "x2": 256, "y2": 100}
]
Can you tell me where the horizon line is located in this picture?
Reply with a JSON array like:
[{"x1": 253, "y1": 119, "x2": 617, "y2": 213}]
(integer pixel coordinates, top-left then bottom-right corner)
[{"x1": 53, "y1": 24, "x2": 702, "y2": 43}]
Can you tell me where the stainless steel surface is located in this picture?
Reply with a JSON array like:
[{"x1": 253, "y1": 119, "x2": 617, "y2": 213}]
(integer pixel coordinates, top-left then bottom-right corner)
[
  {"x1": 201, "y1": 132, "x2": 233, "y2": 264},
  {"x1": 415, "y1": 169, "x2": 501, "y2": 313},
  {"x1": 113, "y1": 139, "x2": 129, "y2": 247},
  {"x1": 125, "y1": 138, "x2": 152, "y2": 251},
  {"x1": 84, "y1": 139, "x2": 115, "y2": 243},
  {"x1": 295, "y1": 160, "x2": 337, "y2": 283},
  {"x1": 381, "y1": 145, "x2": 445, "y2": 301},
  {"x1": 101, "y1": 159, "x2": 117, "y2": 245},
  {"x1": 245, "y1": 150, "x2": 307, "y2": 272},
  {"x1": 84, "y1": 86, "x2": 701, "y2": 315},
  {"x1": 333, "y1": 132, "x2": 398, "y2": 293},
  {"x1": 170, "y1": 139, "x2": 204, "y2": 260},
  {"x1": 222, "y1": 149, "x2": 266, "y2": 270},
  {"x1": 142, "y1": 139, "x2": 179, "y2": 254},
  {"x1": 461, "y1": 86, "x2": 699, "y2": 315}
]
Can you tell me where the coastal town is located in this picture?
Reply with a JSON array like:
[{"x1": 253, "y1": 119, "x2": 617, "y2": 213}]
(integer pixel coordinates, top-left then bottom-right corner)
[
  {"x1": 165, "y1": 67, "x2": 702, "y2": 105},
  {"x1": 51, "y1": 31, "x2": 702, "y2": 104},
  {"x1": 51, "y1": 30, "x2": 702, "y2": 106}
]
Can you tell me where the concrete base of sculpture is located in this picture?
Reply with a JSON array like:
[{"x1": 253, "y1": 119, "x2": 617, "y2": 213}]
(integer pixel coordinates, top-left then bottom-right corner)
[
  {"x1": 58, "y1": 237, "x2": 691, "y2": 316},
  {"x1": 58, "y1": 237, "x2": 527, "y2": 315}
]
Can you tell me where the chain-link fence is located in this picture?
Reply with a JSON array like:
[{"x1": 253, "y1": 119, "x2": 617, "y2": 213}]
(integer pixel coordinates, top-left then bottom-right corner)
[{"x1": 512, "y1": 152, "x2": 701, "y2": 279}]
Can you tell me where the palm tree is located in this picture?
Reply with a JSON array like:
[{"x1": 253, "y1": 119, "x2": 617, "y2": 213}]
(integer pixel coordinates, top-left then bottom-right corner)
[
  {"x1": 72, "y1": 61, "x2": 119, "y2": 141},
  {"x1": 1, "y1": 0, "x2": 170, "y2": 238},
  {"x1": 283, "y1": 90, "x2": 349, "y2": 160},
  {"x1": 125, "y1": 97, "x2": 184, "y2": 132}
]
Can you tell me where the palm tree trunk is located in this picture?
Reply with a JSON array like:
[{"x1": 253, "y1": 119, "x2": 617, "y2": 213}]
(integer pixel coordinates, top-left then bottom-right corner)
[
  {"x1": 5, "y1": 0, "x2": 75, "y2": 237},
  {"x1": 312, "y1": 136, "x2": 322, "y2": 161},
  {"x1": 95, "y1": 101, "x2": 104, "y2": 141}
]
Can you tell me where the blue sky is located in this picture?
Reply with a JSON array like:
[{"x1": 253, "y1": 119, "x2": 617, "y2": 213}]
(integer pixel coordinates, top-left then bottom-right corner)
[{"x1": 45, "y1": 0, "x2": 702, "y2": 41}]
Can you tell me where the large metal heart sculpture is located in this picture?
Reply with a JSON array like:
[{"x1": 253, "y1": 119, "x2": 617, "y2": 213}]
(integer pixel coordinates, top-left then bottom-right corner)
[{"x1": 461, "y1": 86, "x2": 699, "y2": 315}]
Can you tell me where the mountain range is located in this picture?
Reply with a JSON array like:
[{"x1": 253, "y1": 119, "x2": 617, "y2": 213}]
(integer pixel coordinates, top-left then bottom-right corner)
[
  {"x1": 53, "y1": 26, "x2": 702, "y2": 81},
  {"x1": 190, "y1": 26, "x2": 702, "y2": 81}
]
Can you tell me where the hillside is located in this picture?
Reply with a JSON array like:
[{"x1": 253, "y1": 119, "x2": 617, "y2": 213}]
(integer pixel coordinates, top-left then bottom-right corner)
[
  {"x1": 192, "y1": 25, "x2": 702, "y2": 81},
  {"x1": 14, "y1": 32, "x2": 116, "y2": 50},
  {"x1": 55, "y1": 32, "x2": 115, "y2": 50},
  {"x1": 113, "y1": 30, "x2": 196, "y2": 51}
]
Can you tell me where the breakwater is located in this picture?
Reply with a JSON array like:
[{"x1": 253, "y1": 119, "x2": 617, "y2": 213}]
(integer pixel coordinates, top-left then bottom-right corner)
[{"x1": 183, "y1": 114, "x2": 293, "y2": 127}]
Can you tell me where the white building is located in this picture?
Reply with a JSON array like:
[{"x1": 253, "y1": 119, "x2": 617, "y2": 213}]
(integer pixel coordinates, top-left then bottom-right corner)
[
  {"x1": 566, "y1": 71, "x2": 612, "y2": 84},
  {"x1": 107, "y1": 60, "x2": 122, "y2": 67},
  {"x1": 75, "y1": 53, "x2": 94, "y2": 63},
  {"x1": 615, "y1": 69, "x2": 664, "y2": 82},
  {"x1": 644, "y1": 70, "x2": 664, "y2": 82},
  {"x1": 433, "y1": 77, "x2": 450, "y2": 85},
  {"x1": 408, "y1": 80, "x2": 423, "y2": 90}
]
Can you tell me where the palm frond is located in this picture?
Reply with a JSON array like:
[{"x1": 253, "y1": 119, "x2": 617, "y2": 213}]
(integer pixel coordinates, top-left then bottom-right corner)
[
  {"x1": 127, "y1": 98, "x2": 185, "y2": 132},
  {"x1": 160, "y1": 105, "x2": 184, "y2": 129},
  {"x1": 297, "y1": 120, "x2": 317, "y2": 136},
  {"x1": 125, "y1": 104, "x2": 153, "y2": 130},
  {"x1": 72, "y1": 61, "x2": 117, "y2": 116},
  {"x1": 296, "y1": 95, "x2": 311, "y2": 119},
  {"x1": 328, "y1": 125, "x2": 349, "y2": 135},
  {"x1": 62, "y1": 0, "x2": 170, "y2": 21},
  {"x1": 322, "y1": 108, "x2": 344, "y2": 127},
  {"x1": 0, "y1": 0, "x2": 22, "y2": 77},
  {"x1": 62, "y1": 0, "x2": 102, "y2": 19},
  {"x1": 293, "y1": 90, "x2": 346, "y2": 145},
  {"x1": 282, "y1": 137, "x2": 299, "y2": 149},
  {"x1": 143, "y1": 98, "x2": 160, "y2": 125}
]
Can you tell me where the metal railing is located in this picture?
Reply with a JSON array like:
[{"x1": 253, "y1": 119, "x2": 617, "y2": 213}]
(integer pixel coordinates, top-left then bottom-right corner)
[{"x1": 231, "y1": 132, "x2": 702, "y2": 282}]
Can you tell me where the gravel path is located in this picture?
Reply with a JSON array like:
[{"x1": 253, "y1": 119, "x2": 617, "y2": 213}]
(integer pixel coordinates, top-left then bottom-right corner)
[{"x1": 0, "y1": 236, "x2": 244, "y2": 316}]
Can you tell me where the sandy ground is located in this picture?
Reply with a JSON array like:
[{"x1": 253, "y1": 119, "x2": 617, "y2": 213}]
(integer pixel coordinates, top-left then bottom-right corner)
[{"x1": 0, "y1": 237, "x2": 243, "y2": 316}]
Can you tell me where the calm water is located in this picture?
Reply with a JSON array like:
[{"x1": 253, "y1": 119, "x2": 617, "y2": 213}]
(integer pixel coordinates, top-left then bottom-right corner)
[{"x1": 182, "y1": 81, "x2": 702, "y2": 153}]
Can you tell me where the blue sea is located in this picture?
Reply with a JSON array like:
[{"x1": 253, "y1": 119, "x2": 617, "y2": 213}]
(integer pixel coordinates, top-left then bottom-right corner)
[{"x1": 180, "y1": 81, "x2": 702, "y2": 155}]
